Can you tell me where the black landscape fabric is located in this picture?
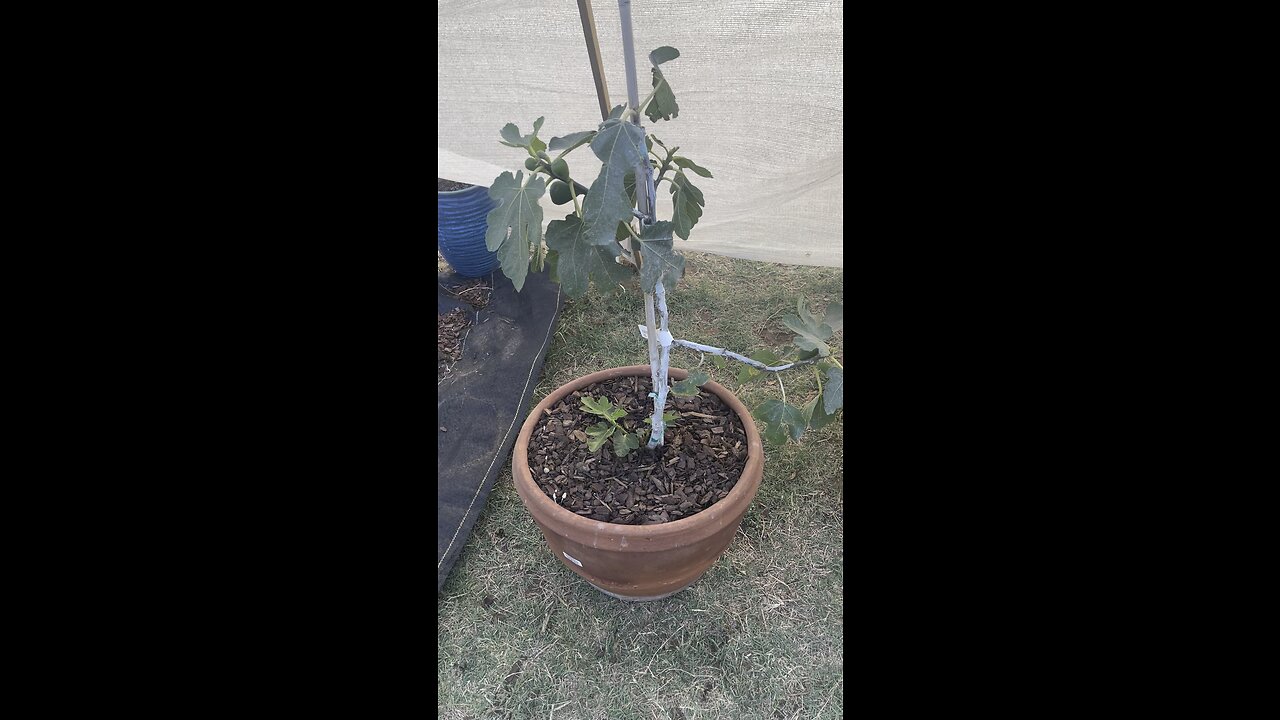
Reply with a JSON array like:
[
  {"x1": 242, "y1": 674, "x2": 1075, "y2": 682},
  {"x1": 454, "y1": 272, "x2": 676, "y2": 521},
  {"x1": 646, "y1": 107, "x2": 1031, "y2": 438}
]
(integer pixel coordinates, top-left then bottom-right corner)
[{"x1": 438, "y1": 268, "x2": 563, "y2": 592}]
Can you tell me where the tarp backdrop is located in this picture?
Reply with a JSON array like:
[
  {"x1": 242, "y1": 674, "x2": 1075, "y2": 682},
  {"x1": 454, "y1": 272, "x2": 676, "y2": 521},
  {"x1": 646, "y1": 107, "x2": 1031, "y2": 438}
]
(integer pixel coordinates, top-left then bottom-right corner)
[{"x1": 438, "y1": 0, "x2": 843, "y2": 268}]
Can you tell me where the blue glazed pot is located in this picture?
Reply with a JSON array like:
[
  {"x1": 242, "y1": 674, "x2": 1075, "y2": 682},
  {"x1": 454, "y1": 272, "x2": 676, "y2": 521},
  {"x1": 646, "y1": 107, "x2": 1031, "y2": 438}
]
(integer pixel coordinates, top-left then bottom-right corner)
[{"x1": 438, "y1": 183, "x2": 500, "y2": 277}]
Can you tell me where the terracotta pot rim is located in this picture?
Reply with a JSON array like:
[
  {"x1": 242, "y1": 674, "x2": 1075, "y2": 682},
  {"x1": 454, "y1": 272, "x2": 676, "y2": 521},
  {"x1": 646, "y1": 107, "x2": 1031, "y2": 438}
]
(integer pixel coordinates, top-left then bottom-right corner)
[{"x1": 513, "y1": 365, "x2": 764, "y2": 539}]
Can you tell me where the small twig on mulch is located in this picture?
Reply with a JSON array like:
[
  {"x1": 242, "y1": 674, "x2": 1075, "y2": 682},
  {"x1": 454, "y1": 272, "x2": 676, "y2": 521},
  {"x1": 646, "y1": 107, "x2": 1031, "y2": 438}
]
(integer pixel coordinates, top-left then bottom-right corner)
[{"x1": 440, "y1": 277, "x2": 493, "y2": 309}]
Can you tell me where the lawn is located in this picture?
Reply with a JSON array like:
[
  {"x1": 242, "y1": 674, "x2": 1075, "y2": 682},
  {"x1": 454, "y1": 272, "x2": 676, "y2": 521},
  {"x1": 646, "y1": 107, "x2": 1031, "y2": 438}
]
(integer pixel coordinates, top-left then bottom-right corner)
[{"x1": 438, "y1": 250, "x2": 844, "y2": 720}]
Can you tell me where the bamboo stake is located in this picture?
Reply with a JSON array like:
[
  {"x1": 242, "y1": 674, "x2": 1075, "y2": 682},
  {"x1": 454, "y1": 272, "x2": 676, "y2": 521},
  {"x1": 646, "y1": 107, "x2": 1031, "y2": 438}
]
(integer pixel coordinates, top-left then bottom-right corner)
[{"x1": 576, "y1": 0, "x2": 612, "y2": 122}]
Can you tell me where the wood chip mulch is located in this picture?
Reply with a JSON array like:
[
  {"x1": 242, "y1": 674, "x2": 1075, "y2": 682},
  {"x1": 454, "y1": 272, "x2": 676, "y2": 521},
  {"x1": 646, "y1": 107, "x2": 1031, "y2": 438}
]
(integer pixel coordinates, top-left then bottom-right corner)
[
  {"x1": 442, "y1": 277, "x2": 492, "y2": 309},
  {"x1": 438, "y1": 308, "x2": 470, "y2": 375},
  {"x1": 528, "y1": 376, "x2": 749, "y2": 525}
]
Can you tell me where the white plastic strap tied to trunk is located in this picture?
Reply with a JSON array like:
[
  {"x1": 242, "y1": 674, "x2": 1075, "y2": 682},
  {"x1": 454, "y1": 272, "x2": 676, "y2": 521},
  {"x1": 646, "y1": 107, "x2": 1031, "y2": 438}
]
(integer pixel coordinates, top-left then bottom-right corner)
[{"x1": 636, "y1": 325, "x2": 673, "y2": 347}]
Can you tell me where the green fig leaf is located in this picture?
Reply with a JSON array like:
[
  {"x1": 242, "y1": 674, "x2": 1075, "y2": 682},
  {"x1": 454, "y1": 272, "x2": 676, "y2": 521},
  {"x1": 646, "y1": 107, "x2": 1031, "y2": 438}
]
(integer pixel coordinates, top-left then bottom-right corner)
[
  {"x1": 754, "y1": 400, "x2": 807, "y2": 446},
  {"x1": 530, "y1": 117, "x2": 546, "y2": 153},
  {"x1": 548, "y1": 130, "x2": 595, "y2": 153},
  {"x1": 636, "y1": 221, "x2": 684, "y2": 293},
  {"x1": 781, "y1": 298, "x2": 834, "y2": 357},
  {"x1": 646, "y1": 67, "x2": 679, "y2": 122},
  {"x1": 671, "y1": 156, "x2": 712, "y2": 178},
  {"x1": 499, "y1": 118, "x2": 547, "y2": 153},
  {"x1": 485, "y1": 171, "x2": 546, "y2": 292},
  {"x1": 582, "y1": 118, "x2": 647, "y2": 246},
  {"x1": 544, "y1": 214, "x2": 630, "y2": 297},
  {"x1": 795, "y1": 348, "x2": 821, "y2": 362},
  {"x1": 803, "y1": 394, "x2": 839, "y2": 430},
  {"x1": 581, "y1": 395, "x2": 627, "y2": 425},
  {"x1": 823, "y1": 367, "x2": 843, "y2": 415},
  {"x1": 797, "y1": 296, "x2": 821, "y2": 329},
  {"x1": 612, "y1": 431, "x2": 639, "y2": 458},
  {"x1": 499, "y1": 123, "x2": 524, "y2": 148},
  {"x1": 823, "y1": 301, "x2": 843, "y2": 333},
  {"x1": 580, "y1": 395, "x2": 613, "y2": 416},
  {"x1": 670, "y1": 370, "x2": 710, "y2": 397},
  {"x1": 649, "y1": 46, "x2": 680, "y2": 66},
  {"x1": 585, "y1": 424, "x2": 615, "y2": 452},
  {"x1": 668, "y1": 170, "x2": 705, "y2": 240}
]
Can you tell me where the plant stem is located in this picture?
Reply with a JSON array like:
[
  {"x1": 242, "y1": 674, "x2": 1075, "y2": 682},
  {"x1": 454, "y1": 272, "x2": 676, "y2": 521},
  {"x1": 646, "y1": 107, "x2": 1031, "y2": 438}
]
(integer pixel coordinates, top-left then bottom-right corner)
[
  {"x1": 619, "y1": 0, "x2": 665, "y2": 445},
  {"x1": 646, "y1": 280, "x2": 672, "y2": 448},
  {"x1": 539, "y1": 159, "x2": 590, "y2": 196},
  {"x1": 642, "y1": 288, "x2": 662, "y2": 434},
  {"x1": 636, "y1": 77, "x2": 665, "y2": 117},
  {"x1": 618, "y1": 0, "x2": 656, "y2": 226},
  {"x1": 553, "y1": 139, "x2": 589, "y2": 163},
  {"x1": 777, "y1": 373, "x2": 786, "y2": 405},
  {"x1": 638, "y1": 331, "x2": 823, "y2": 372},
  {"x1": 655, "y1": 147, "x2": 676, "y2": 185}
]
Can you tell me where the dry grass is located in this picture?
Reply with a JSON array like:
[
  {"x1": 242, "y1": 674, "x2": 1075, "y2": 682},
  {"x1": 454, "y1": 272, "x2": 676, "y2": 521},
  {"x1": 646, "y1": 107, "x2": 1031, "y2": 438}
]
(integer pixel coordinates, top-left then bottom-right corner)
[{"x1": 438, "y1": 250, "x2": 844, "y2": 720}]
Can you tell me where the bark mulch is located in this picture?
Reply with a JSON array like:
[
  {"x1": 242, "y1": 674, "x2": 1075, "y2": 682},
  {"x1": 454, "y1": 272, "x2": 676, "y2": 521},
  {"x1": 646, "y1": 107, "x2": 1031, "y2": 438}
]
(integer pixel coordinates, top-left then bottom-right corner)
[
  {"x1": 438, "y1": 308, "x2": 470, "y2": 375},
  {"x1": 437, "y1": 280, "x2": 491, "y2": 378},
  {"x1": 438, "y1": 178, "x2": 472, "y2": 191},
  {"x1": 440, "y1": 277, "x2": 493, "y2": 309},
  {"x1": 528, "y1": 376, "x2": 749, "y2": 525}
]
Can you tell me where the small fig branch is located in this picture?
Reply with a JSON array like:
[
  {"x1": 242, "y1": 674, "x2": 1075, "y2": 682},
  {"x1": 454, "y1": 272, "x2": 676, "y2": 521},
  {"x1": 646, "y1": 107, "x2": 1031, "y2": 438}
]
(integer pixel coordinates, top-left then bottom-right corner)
[{"x1": 637, "y1": 328, "x2": 823, "y2": 372}]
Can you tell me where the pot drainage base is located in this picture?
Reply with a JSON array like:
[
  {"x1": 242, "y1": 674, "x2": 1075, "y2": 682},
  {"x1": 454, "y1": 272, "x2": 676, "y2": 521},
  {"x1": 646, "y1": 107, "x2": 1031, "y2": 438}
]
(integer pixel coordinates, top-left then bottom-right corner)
[{"x1": 587, "y1": 581, "x2": 689, "y2": 602}]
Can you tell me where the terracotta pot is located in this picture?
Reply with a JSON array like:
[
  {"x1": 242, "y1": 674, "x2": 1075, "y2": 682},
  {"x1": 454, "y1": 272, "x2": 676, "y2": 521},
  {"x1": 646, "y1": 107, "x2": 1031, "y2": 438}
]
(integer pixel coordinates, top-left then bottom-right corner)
[{"x1": 513, "y1": 365, "x2": 764, "y2": 601}]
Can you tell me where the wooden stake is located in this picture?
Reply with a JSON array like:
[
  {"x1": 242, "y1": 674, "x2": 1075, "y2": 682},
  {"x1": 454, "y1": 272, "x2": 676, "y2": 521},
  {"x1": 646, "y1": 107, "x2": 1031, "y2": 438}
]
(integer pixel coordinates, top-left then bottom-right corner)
[{"x1": 576, "y1": 0, "x2": 612, "y2": 121}]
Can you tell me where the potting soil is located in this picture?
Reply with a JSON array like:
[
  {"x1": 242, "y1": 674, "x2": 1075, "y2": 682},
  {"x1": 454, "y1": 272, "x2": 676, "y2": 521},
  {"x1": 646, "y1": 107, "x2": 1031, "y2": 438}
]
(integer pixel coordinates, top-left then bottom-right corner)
[{"x1": 528, "y1": 376, "x2": 747, "y2": 525}]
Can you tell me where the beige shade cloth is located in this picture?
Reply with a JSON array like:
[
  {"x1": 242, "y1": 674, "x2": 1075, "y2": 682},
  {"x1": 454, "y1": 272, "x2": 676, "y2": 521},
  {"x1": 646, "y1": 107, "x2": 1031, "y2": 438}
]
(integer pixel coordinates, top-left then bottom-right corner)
[{"x1": 438, "y1": 0, "x2": 843, "y2": 268}]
